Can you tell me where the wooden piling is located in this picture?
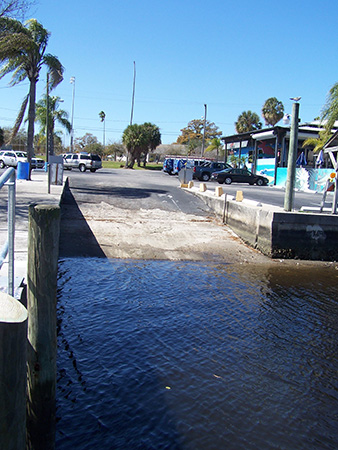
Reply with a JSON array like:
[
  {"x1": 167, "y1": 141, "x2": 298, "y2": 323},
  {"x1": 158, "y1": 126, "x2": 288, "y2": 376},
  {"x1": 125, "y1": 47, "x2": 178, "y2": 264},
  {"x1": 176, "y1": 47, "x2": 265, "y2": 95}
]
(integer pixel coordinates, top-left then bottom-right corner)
[
  {"x1": 0, "y1": 292, "x2": 28, "y2": 450},
  {"x1": 26, "y1": 204, "x2": 60, "y2": 450}
]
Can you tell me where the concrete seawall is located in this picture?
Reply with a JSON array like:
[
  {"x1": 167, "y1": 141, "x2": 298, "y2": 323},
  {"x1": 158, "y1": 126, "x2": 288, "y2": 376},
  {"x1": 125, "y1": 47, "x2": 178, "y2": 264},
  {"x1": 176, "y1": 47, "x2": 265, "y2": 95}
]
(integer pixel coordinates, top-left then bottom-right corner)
[{"x1": 185, "y1": 185, "x2": 338, "y2": 261}]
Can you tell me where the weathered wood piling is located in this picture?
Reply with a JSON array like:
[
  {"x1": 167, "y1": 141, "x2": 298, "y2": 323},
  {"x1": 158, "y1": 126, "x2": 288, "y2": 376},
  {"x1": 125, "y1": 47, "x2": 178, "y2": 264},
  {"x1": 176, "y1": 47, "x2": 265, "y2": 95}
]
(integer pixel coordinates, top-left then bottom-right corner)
[
  {"x1": 26, "y1": 204, "x2": 60, "y2": 450},
  {"x1": 0, "y1": 293, "x2": 28, "y2": 450}
]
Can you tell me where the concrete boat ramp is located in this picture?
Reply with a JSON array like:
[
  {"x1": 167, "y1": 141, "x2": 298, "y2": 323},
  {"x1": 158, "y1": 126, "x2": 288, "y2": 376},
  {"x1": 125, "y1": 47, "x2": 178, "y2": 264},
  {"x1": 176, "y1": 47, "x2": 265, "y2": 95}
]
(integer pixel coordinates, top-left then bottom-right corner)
[{"x1": 0, "y1": 171, "x2": 337, "y2": 298}]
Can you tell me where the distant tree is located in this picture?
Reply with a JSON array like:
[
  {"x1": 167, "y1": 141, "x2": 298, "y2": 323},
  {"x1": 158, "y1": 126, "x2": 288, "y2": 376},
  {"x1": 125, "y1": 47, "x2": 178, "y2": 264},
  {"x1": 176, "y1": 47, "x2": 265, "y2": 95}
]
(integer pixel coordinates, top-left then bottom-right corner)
[
  {"x1": 35, "y1": 95, "x2": 71, "y2": 155},
  {"x1": 187, "y1": 138, "x2": 201, "y2": 156},
  {"x1": 122, "y1": 122, "x2": 161, "y2": 168},
  {"x1": 99, "y1": 110, "x2": 106, "y2": 147},
  {"x1": 176, "y1": 119, "x2": 222, "y2": 145},
  {"x1": 0, "y1": 17, "x2": 63, "y2": 174},
  {"x1": 122, "y1": 123, "x2": 147, "y2": 168},
  {"x1": 3, "y1": 126, "x2": 26, "y2": 150},
  {"x1": 85, "y1": 142, "x2": 104, "y2": 155},
  {"x1": 262, "y1": 97, "x2": 284, "y2": 127},
  {"x1": 205, "y1": 137, "x2": 223, "y2": 161},
  {"x1": 141, "y1": 122, "x2": 161, "y2": 166},
  {"x1": 321, "y1": 82, "x2": 338, "y2": 132},
  {"x1": 105, "y1": 141, "x2": 124, "y2": 160},
  {"x1": 235, "y1": 111, "x2": 262, "y2": 133},
  {"x1": 0, "y1": 0, "x2": 33, "y2": 18},
  {"x1": 0, "y1": 126, "x2": 3, "y2": 146},
  {"x1": 74, "y1": 133, "x2": 99, "y2": 152}
]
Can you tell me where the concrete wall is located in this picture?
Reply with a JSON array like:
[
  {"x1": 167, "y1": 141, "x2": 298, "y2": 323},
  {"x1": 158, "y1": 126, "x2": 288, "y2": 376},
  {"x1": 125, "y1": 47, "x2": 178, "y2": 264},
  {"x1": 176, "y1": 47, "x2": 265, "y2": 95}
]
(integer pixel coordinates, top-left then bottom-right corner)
[
  {"x1": 271, "y1": 212, "x2": 338, "y2": 260},
  {"x1": 188, "y1": 186, "x2": 338, "y2": 261}
]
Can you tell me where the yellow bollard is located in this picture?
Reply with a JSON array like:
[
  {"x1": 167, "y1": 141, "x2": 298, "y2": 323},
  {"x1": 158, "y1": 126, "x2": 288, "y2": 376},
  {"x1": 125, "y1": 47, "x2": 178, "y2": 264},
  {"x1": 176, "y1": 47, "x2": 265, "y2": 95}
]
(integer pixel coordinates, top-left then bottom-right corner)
[
  {"x1": 215, "y1": 186, "x2": 223, "y2": 197},
  {"x1": 200, "y1": 183, "x2": 207, "y2": 192},
  {"x1": 236, "y1": 191, "x2": 243, "y2": 202},
  {"x1": 188, "y1": 181, "x2": 194, "y2": 189}
]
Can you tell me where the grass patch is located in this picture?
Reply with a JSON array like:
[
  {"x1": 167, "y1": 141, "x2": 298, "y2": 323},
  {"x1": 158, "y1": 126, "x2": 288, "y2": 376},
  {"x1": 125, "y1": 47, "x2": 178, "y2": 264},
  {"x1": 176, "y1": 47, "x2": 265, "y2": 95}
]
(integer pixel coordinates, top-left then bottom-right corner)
[{"x1": 102, "y1": 161, "x2": 163, "y2": 171}]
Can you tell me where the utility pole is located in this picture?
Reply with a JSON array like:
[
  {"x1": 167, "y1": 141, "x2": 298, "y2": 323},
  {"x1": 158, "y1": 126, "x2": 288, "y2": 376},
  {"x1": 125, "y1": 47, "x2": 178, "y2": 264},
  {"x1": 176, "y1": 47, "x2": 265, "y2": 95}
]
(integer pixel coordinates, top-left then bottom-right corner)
[
  {"x1": 130, "y1": 61, "x2": 136, "y2": 126},
  {"x1": 201, "y1": 104, "x2": 207, "y2": 158},
  {"x1": 126, "y1": 61, "x2": 136, "y2": 168},
  {"x1": 284, "y1": 101, "x2": 300, "y2": 211},
  {"x1": 70, "y1": 77, "x2": 75, "y2": 152}
]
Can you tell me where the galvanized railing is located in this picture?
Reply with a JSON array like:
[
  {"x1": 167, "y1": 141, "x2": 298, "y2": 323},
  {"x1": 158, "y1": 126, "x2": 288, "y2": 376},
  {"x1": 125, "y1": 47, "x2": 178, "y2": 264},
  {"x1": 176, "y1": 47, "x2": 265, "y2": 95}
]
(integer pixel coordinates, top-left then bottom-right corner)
[{"x1": 0, "y1": 167, "x2": 16, "y2": 296}]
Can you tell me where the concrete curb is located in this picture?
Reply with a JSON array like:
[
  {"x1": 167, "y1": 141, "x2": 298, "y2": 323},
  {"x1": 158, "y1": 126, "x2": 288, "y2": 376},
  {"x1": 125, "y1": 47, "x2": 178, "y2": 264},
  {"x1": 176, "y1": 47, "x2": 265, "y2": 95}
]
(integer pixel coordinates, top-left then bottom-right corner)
[{"x1": 183, "y1": 183, "x2": 338, "y2": 261}]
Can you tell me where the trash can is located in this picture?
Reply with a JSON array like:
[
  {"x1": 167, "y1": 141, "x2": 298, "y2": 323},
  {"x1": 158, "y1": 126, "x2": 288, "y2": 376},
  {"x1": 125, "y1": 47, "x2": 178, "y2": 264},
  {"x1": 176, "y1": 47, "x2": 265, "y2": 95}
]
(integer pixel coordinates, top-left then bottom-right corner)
[{"x1": 17, "y1": 162, "x2": 29, "y2": 180}]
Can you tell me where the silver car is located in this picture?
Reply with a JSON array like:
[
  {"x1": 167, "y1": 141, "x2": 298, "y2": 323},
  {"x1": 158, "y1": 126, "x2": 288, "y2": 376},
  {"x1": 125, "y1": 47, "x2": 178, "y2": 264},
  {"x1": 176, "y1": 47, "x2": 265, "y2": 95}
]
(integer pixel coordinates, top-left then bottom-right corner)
[
  {"x1": 0, "y1": 150, "x2": 27, "y2": 168},
  {"x1": 63, "y1": 153, "x2": 102, "y2": 172}
]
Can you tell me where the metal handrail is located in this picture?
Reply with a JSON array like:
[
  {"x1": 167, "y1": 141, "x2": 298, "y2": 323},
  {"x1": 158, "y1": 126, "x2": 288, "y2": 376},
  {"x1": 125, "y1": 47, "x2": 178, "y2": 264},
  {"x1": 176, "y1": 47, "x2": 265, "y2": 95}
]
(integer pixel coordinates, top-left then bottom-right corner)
[{"x1": 0, "y1": 167, "x2": 16, "y2": 296}]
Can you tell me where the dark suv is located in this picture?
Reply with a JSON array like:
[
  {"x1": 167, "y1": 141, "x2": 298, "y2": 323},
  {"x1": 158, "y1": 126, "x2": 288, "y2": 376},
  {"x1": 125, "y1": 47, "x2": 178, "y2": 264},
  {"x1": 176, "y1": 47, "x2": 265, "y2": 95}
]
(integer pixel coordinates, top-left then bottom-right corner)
[{"x1": 63, "y1": 153, "x2": 102, "y2": 172}]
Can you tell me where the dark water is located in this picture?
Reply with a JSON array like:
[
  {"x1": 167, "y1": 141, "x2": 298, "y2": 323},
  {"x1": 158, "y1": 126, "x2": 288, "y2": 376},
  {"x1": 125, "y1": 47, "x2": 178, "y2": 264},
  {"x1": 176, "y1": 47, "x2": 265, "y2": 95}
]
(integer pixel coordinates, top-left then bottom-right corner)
[{"x1": 56, "y1": 259, "x2": 338, "y2": 449}]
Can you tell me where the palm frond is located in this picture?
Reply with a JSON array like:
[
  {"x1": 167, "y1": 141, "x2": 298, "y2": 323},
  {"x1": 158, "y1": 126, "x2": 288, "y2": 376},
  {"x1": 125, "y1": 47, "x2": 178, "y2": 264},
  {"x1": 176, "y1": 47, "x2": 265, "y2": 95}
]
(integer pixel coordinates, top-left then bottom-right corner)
[
  {"x1": 44, "y1": 53, "x2": 63, "y2": 89},
  {"x1": 57, "y1": 115, "x2": 71, "y2": 133},
  {"x1": 0, "y1": 16, "x2": 28, "y2": 36}
]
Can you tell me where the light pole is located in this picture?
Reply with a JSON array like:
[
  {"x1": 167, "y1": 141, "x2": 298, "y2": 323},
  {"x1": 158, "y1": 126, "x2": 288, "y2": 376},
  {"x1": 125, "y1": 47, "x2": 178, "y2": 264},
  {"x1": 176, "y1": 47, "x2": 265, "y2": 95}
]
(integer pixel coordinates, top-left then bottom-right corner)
[
  {"x1": 201, "y1": 104, "x2": 207, "y2": 158},
  {"x1": 70, "y1": 76, "x2": 75, "y2": 152},
  {"x1": 284, "y1": 99, "x2": 300, "y2": 211}
]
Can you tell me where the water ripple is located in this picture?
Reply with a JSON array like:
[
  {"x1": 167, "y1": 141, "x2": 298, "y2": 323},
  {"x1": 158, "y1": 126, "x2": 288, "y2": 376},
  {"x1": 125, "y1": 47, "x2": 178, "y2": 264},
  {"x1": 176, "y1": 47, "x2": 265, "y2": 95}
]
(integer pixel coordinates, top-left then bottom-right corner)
[{"x1": 56, "y1": 259, "x2": 338, "y2": 449}]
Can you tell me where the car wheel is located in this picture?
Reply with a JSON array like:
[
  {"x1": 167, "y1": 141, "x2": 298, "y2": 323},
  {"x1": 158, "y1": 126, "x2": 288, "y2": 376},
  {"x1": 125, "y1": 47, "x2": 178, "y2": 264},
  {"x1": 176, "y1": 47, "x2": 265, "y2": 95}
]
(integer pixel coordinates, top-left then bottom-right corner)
[
  {"x1": 0, "y1": 160, "x2": 5, "y2": 169},
  {"x1": 201, "y1": 173, "x2": 210, "y2": 182},
  {"x1": 256, "y1": 178, "x2": 264, "y2": 186},
  {"x1": 90, "y1": 168, "x2": 96, "y2": 172},
  {"x1": 79, "y1": 164, "x2": 86, "y2": 172},
  {"x1": 224, "y1": 177, "x2": 232, "y2": 185}
]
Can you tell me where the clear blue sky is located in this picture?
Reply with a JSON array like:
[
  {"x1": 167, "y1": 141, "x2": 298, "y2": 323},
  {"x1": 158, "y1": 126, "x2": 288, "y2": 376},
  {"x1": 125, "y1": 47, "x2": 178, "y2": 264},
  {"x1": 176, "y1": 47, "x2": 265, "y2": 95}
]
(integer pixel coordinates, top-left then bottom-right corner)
[{"x1": 1, "y1": 0, "x2": 338, "y2": 146}]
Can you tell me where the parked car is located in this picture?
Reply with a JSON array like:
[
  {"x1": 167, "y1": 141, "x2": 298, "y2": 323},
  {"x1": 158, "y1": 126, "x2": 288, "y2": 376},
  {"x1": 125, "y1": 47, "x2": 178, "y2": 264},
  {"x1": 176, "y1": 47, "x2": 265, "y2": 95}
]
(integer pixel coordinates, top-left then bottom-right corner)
[
  {"x1": 63, "y1": 153, "x2": 102, "y2": 172},
  {"x1": 0, "y1": 150, "x2": 28, "y2": 168},
  {"x1": 31, "y1": 157, "x2": 45, "y2": 169},
  {"x1": 163, "y1": 158, "x2": 174, "y2": 175},
  {"x1": 213, "y1": 168, "x2": 269, "y2": 186},
  {"x1": 193, "y1": 161, "x2": 231, "y2": 181}
]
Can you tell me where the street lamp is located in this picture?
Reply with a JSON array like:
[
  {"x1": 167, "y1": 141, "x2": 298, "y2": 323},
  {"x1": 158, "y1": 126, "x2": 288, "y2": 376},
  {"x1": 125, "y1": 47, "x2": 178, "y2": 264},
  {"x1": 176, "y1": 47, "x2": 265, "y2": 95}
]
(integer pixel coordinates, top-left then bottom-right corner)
[{"x1": 70, "y1": 76, "x2": 75, "y2": 152}]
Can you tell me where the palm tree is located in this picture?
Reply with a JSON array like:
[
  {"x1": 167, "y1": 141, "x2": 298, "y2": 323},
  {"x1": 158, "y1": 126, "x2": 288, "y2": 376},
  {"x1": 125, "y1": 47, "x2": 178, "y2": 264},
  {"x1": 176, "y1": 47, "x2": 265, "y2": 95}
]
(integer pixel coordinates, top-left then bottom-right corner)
[
  {"x1": 206, "y1": 138, "x2": 222, "y2": 161},
  {"x1": 141, "y1": 122, "x2": 161, "y2": 166},
  {"x1": 0, "y1": 17, "x2": 63, "y2": 172},
  {"x1": 235, "y1": 111, "x2": 262, "y2": 133},
  {"x1": 321, "y1": 82, "x2": 338, "y2": 132},
  {"x1": 262, "y1": 97, "x2": 284, "y2": 127},
  {"x1": 35, "y1": 95, "x2": 71, "y2": 155},
  {"x1": 122, "y1": 122, "x2": 161, "y2": 168},
  {"x1": 302, "y1": 128, "x2": 331, "y2": 154},
  {"x1": 99, "y1": 111, "x2": 106, "y2": 148},
  {"x1": 122, "y1": 123, "x2": 147, "y2": 168}
]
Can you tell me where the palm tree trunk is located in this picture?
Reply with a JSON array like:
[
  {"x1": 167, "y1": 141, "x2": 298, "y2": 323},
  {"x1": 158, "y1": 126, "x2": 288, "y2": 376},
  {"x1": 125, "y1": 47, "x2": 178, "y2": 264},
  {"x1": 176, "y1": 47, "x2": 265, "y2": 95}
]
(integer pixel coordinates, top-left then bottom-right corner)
[{"x1": 27, "y1": 77, "x2": 37, "y2": 179}]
